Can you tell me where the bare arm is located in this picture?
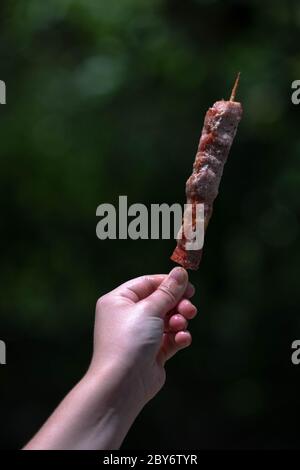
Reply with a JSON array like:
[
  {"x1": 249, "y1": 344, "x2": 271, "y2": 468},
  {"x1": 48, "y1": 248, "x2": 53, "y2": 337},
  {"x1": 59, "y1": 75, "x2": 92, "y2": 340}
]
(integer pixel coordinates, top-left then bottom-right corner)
[{"x1": 24, "y1": 267, "x2": 197, "y2": 450}]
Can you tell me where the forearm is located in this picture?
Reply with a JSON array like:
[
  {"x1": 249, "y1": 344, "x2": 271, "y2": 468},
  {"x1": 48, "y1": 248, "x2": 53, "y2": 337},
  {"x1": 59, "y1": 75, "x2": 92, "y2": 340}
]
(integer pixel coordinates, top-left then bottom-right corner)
[
  {"x1": 24, "y1": 365, "x2": 143, "y2": 450},
  {"x1": 24, "y1": 268, "x2": 195, "y2": 450}
]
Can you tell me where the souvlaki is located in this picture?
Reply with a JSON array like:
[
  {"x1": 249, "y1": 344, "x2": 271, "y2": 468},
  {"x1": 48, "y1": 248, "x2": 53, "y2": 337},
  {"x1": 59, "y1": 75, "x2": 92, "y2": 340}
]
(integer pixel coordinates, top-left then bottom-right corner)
[{"x1": 171, "y1": 74, "x2": 243, "y2": 270}]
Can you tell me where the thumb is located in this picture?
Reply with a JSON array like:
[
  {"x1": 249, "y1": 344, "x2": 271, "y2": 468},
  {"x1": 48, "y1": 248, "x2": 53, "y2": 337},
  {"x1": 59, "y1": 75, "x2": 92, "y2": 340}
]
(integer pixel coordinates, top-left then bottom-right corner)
[{"x1": 141, "y1": 267, "x2": 188, "y2": 317}]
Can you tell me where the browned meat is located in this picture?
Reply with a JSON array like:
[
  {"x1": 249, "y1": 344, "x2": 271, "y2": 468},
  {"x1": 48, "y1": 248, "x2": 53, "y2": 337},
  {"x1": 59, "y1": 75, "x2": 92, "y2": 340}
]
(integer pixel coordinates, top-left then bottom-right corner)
[{"x1": 171, "y1": 76, "x2": 243, "y2": 270}]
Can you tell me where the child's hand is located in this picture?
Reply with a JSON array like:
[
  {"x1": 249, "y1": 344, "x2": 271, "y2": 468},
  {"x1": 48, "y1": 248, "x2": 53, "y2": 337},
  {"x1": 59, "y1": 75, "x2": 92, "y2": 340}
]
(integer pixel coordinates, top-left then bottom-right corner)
[{"x1": 89, "y1": 267, "x2": 197, "y2": 406}]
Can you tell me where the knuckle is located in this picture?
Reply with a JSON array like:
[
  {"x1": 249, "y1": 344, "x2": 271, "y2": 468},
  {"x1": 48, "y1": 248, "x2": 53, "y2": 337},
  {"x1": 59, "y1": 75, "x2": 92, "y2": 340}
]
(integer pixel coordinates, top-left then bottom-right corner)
[{"x1": 96, "y1": 294, "x2": 108, "y2": 310}]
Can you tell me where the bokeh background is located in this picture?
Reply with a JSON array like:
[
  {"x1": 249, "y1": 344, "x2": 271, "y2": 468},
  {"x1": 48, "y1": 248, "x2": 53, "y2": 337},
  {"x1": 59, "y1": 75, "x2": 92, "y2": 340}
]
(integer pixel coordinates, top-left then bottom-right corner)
[{"x1": 1, "y1": 0, "x2": 300, "y2": 449}]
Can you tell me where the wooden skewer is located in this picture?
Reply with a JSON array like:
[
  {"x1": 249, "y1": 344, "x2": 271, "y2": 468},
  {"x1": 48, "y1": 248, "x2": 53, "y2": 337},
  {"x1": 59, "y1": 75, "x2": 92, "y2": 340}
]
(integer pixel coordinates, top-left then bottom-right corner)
[{"x1": 230, "y1": 72, "x2": 240, "y2": 102}]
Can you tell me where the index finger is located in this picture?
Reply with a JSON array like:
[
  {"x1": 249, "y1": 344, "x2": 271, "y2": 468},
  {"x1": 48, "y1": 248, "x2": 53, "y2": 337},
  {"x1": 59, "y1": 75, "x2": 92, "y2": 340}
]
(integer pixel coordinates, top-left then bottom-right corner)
[{"x1": 112, "y1": 274, "x2": 194, "y2": 303}]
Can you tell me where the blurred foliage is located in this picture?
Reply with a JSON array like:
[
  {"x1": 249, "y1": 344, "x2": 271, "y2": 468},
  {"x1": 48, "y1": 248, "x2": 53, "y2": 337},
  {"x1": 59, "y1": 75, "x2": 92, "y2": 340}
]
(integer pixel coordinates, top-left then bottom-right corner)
[{"x1": 1, "y1": 0, "x2": 300, "y2": 449}]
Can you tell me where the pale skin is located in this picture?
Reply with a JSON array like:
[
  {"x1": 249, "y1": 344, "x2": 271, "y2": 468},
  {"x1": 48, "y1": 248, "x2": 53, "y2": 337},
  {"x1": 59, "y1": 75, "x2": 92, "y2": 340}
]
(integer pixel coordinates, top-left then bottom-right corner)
[{"x1": 24, "y1": 267, "x2": 197, "y2": 450}]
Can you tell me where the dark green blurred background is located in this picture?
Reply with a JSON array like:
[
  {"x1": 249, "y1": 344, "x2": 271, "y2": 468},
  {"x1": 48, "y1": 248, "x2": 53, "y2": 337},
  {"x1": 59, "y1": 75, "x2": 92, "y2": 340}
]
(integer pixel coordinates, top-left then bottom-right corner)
[{"x1": 1, "y1": 0, "x2": 300, "y2": 449}]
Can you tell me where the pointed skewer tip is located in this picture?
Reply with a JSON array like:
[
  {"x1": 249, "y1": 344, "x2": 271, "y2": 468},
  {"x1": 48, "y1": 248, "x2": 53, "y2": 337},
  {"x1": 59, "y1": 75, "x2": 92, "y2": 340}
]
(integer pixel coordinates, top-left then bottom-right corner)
[{"x1": 230, "y1": 72, "x2": 240, "y2": 101}]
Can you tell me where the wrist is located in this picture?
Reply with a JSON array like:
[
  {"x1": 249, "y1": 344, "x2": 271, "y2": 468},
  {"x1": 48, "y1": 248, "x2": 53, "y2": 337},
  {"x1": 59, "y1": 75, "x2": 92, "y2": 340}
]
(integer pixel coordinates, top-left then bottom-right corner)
[
  {"x1": 87, "y1": 354, "x2": 151, "y2": 407},
  {"x1": 82, "y1": 362, "x2": 145, "y2": 448}
]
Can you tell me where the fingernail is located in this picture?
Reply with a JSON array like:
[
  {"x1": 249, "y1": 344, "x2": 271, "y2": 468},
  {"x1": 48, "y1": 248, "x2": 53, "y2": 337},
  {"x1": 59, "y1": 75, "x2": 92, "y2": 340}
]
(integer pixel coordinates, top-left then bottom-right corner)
[{"x1": 169, "y1": 267, "x2": 187, "y2": 285}]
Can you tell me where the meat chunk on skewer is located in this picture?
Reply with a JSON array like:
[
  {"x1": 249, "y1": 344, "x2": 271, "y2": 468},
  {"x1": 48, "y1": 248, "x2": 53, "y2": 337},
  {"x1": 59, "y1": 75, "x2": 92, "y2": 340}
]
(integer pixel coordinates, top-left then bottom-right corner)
[{"x1": 171, "y1": 75, "x2": 243, "y2": 270}]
